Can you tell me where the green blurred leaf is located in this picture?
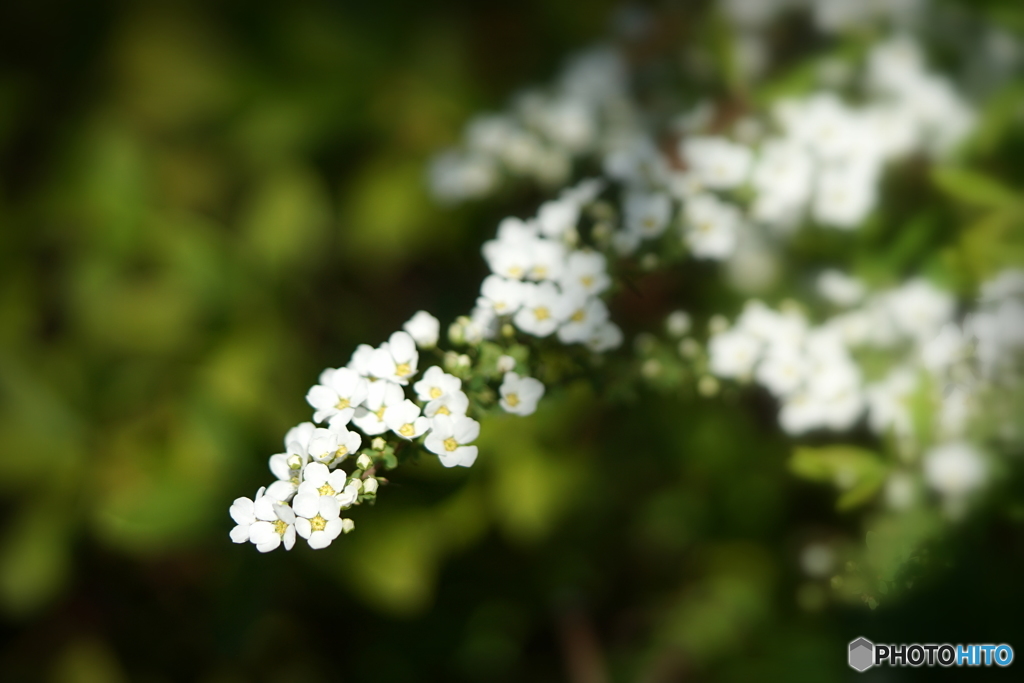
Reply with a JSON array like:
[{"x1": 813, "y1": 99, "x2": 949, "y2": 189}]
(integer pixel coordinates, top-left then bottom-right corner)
[
  {"x1": 931, "y1": 166, "x2": 1020, "y2": 209},
  {"x1": 790, "y1": 445, "x2": 888, "y2": 511}
]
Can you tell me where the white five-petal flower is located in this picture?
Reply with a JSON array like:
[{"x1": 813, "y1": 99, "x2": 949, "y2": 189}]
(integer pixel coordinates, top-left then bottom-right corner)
[
  {"x1": 499, "y1": 372, "x2": 545, "y2": 416},
  {"x1": 425, "y1": 414, "x2": 481, "y2": 468}
]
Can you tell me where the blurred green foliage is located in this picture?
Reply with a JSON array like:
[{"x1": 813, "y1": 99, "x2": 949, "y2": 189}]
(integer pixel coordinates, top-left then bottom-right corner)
[{"x1": 1, "y1": 0, "x2": 1023, "y2": 681}]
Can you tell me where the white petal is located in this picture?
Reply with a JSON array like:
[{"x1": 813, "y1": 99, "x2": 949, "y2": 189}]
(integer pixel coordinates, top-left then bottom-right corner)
[{"x1": 229, "y1": 524, "x2": 250, "y2": 543}]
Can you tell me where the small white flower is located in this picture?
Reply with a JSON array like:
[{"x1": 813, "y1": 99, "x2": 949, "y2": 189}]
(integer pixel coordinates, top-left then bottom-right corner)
[
  {"x1": 479, "y1": 275, "x2": 526, "y2": 316},
  {"x1": 425, "y1": 390, "x2": 470, "y2": 419},
  {"x1": 403, "y1": 311, "x2": 441, "y2": 348},
  {"x1": 413, "y1": 366, "x2": 463, "y2": 402},
  {"x1": 513, "y1": 281, "x2": 567, "y2": 337},
  {"x1": 683, "y1": 193, "x2": 741, "y2": 260},
  {"x1": 296, "y1": 462, "x2": 349, "y2": 501},
  {"x1": 812, "y1": 161, "x2": 878, "y2": 229},
  {"x1": 483, "y1": 237, "x2": 534, "y2": 280},
  {"x1": 347, "y1": 344, "x2": 376, "y2": 376},
  {"x1": 384, "y1": 399, "x2": 430, "y2": 440},
  {"x1": 537, "y1": 197, "x2": 580, "y2": 239},
  {"x1": 306, "y1": 367, "x2": 369, "y2": 426},
  {"x1": 368, "y1": 331, "x2": 420, "y2": 384},
  {"x1": 496, "y1": 354, "x2": 517, "y2": 374},
  {"x1": 363, "y1": 478, "x2": 379, "y2": 495},
  {"x1": 294, "y1": 495, "x2": 344, "y2": 550},
  {"x1": 924, "y1": 441, "x2": 987, "y2": 498},
  {"x1": 326, "y1": 423, "x2": 362, "y2": 466},
  {"x1": 885, "y1": 279, "x2": 956, "y2": 344},
  {"x1": 708, "y1": 328, "x2": 762, "y2": 379},
  {"x1": 425, "y1": 414, "x2": 480, "y2": 468},
  {"x1": 247, "y1": 500, "x2": 297, "y2": 553},
  {"x1": 816, "y1": 269, "x2": 865, "y2": 307},
  {"x1": 681, "y1": 136, "x2": 753, "y2": 189},
  {"x1": 557, "y1": 293, "x2": 609, "y2": 345},
  {"x1": 624, "y1": 191, "x2": 672, "y2": 239},
  {"x1": 499, "y1": 372, "x2": 545, "y2": 415},
  {"x1": 352, "y1": 381, "x2": 405, "y2": 435},
  {"x1": 586, "y1": 321, "x2": 623, "y2": 353},
  {"x1": 528, "y1": 239, "x2": 568, "y2": 281},
  {"x1": 561, "y1": 251, "x2": 610, "y2": 296},
  {"x1": 229, "y1": 487, "x2": 265, "y2": 544},
  {"x1": 755, "y1": 346, "x2": 808, "y2": 397}
]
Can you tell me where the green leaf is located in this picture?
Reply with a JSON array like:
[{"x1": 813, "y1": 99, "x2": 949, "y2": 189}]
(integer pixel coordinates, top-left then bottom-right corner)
[
  {"x1": 931, "y1": 166, "x2": 1020, "y2": 209},
  {"x1": 789, "y1": 446, "x2": 888, "y2": 511}
]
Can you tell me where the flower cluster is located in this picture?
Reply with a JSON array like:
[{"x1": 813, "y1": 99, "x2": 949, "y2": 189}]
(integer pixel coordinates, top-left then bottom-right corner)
[{"x1": 707, "y1": 269, "x2": 1024, "y2": 512}]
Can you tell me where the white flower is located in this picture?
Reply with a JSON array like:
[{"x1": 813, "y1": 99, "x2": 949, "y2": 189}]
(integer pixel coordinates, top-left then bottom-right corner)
[
  {"x1": 413, "y1": 366, "x2": 463, "y2": 402},
  {"x1": 751, "y1": 139, "x2": 813, "y2": 208},
  {"x1": 536, "y1": 197, "x2": 580, "y2": 238},
  {"x1": 403, "y1": 311, "x2": 441, "y2": 348},
  {"x1": 296, "y1": 462, "x2": 349, "y2": 502},
  {"x1": 528, "y1": 239, "x2": 567, "y2": 281},
  {"x1": 229, "y1": 487, "x2": 265, "y2": 544},
  {"x1": 479, "y1": 275, "x2": 525, "y2": 316},
  {"x1": 384, "y1": 399, "x2": 431, "y2": 440},
  {"x1": 812, "y1": 161, "x2": 878, "y2": 229},
  {"x1": 756, "y1": 346, "x2": 808, "y2": 397},
  {"x1": 326, "y1": 423, "x2": 362, "y2": 466},
  {"x1": 352, "y1": 381, "x2": 405, "y2": 435},
  {"x1": 425, "y1": 390, "x2": 470, "y2": 418},
  {"x1": 513, "y1": 281, "x2": 567, "y2": 337},
  {"x1": 683, "y1": 193, "x2": 741, "y2": 260},
  {"x1": 681, "y1": 136, "x2": 753, "y2": 189},
  {"x1": 482, "y1": 234, "x2": 533, "y2": 280},
  {"x1": 561, "y1": 251, "x2": 610, "y2": 296},
  {"x1": 305, "y1": 427, "x2": 342, "y2": 466},
  {"x1": 866, "y1": 367, "x2": 917, "y2": 439},
  {"x1": 923, "y1": 441, "x2": 987, "y2": 498},
  {"x1": 306, "y1": 367, "x2": 369, "y2": 426},
  {"x1": 347, "y1": 344, "x2": 376, "y2": 376},
  {"x1": 708, "y1": 328, "x2": 762, "y2": 379},
  {"x1": 816, "y1": 269, "x2": 865, "y2": 307},
  {"x1": 624, "y1": 191, "x2": 672, "y2": 239},
  {"x1": 496, "y1": 354, "x2": 517, "y2": 373},
  {"x1": 247, "y1": 499, "x2": 297, "y2": 553},
  {"x1": 921, "y1": 323, "x2": 969, "y2": 374},
  {"x1": 557, "y1": 293, "x2": 609, "y2": 345},
  {"x1": 885, "y1": 279, "x2": 955, "y2": 343},
  {"x1": 368, "y1": 331, "x2": 420, "y2": 384},
  {"x1": 499, "y1": 372, "x2": 545, "y2": 415},
  {"x1": 586, "y1": 321, "x2": 623, "y2": 353},
  {"x1": 425, "y1": 414, "x2": 480, "y2": 468},
  {"x1": 294, "y1": 494, "x2": 344, "y2": 550}
]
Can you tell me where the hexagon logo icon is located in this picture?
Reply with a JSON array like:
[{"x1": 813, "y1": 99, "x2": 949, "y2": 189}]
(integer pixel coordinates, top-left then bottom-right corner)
[{"x1": 849, "y1": 637, "x2": 875, "y2": 672}]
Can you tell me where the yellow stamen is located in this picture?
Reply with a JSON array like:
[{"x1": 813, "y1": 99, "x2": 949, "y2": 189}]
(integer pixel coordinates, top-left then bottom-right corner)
[
  {"x1": 534, "y1": 306, "x2": 550, "y2": 321},
  {"x1": 273, "y1": 520, "x2": 288, "y2": 535},
  {"x1": 395, "y1": 363, "x2": 412, "y2": 377},
  {"x1": 317, "y1": 483, "x2": 336, "y2": 497},
  {"x1": 506, "y1": 393, "x2": 520, "y2": 407},
  {"x1": 399, "y1": 423, "x2": 415, "y2": 437},
  {"x1": 580, "y1": 275, "x2": 594, "y2": 288},
  {"x1": 336, "y1": 446, "x2": 348, "y2": 458},
  {"x1": 443, "y1": 437, "x2": 459, "y2": 452},
  {"x1": 375, "y1": 406, "x2": 387, "y2": 420},
  {"x1": 430, "y1": 387, "x2": 443, "y2": 399},
  {"x1": 335, "y1": 397, "x2": 350, "y2": 410},
  {"x1": 571, "y1": 309, "x2": 585, "y2": 323},
  {"x1": 508, "y1": 266, "x2": 524, "y2": 278},
  {"x1": 309, "y1": 514, "x2": 327, "y2": 532}
]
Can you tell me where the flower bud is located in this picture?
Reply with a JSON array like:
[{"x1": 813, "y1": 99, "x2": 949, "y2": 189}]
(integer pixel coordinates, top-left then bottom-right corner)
[
  {"x1": 678, "y1": 338, "x2": 700, "y2": 359},
  {"x1": 666, "y1": 310, "x2": 692, "y2": 337},
  {"x1": 698, "y1": 375, "x2": 720, "y2": 397},
  {"x1": 371, "y1": 437, "x2": 386, "y2": 452},
  {"x1": 341, "y1": 519, "x2": 355, "y2": 534},
  {"x1": 357, "y1": 453, "x2": 373, "y2": 469},
  {"x1": 501, "y1": 323, "x2": 515, "y2": 338},
  {"x1": 286, "y1": 454, "x2": 304, "y2": 470},
  {"x1": 641, "y1": 358, "x2": 663, "y2": 379},
  {"x1": 496, "y1": 354, "x2": 516, "y2": 373},
  {"x1": 363, "y1": 478, "x2": 379, "y2": 494},
  {"x1": 448, "y1": 322, "x2": 465, "y2": 346}
]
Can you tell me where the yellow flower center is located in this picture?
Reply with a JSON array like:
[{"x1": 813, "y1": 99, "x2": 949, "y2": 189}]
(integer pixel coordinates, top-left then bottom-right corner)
[
  {"x1": 375, "y1": 405, "x2": 387, "y2": 420},
  {"x1": 395, "y1": 363, "x2": 412, "y2": 377},
  {"x1": 336, "y1": 446, "x2": 348, "y2": 458},
  {"x1": 435, "y1": 405, "x2": 450, "y2": 416},
  {"x1": 399, "y1": 423, "x2": 415, "y2": 437},
  {"x1": 317, "y1": 483, "x2": 336, "y2": 497},
  {"x1": 430, "y1": 387, "x2": 443, "y2": 399},
  {"x1": 335, "y1": 397, "x2": 350, "y2": 410},
  {"x1": 309, "y1": 514, "x2": 327, "y2": 532},
  {"x1": 443, "y1": 437, "x2": 459, "y2": 452},
  {"x1": 643, "y1": 216, "x2": 657, "y2": 229},
  {"x1": 698, "y1": 221, "x2": 712, "y2": 233},
  {"x1": 506, "y1": 393, "x2": 520, "y2": 407},
  {"x1": 273, "y1": 520, "x2": 288, "y2": 536},
  {"x1": 580, "y1": 275, "x2": 594, "y2": 288},
  {"x1": 534, "y1": 306, "x2": 550, "y2": 321},
  {"x1": 571, "y1": 309, "x2": 586, "y2": 323},
  {"x1": 508, "y1": 265, "x2": 524, "y2": 278},
  {"x1": 532, "y1": 265, "x2": 548, "y2": 278}
]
